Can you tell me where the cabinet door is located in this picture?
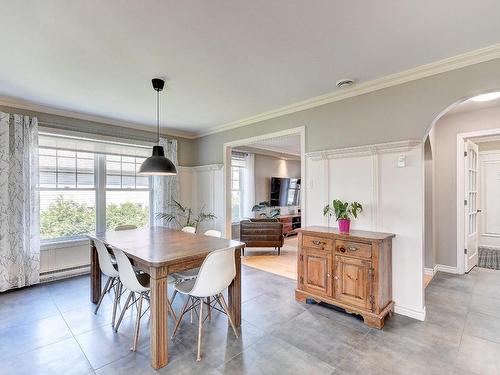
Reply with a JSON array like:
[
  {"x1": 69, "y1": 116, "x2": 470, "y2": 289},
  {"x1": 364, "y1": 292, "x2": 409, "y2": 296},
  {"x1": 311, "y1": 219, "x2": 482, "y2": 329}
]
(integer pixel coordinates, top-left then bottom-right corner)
[
  {"x1": 334, "y1": 255, "x2": 373, "y2": 311},
  {"x1": 302, "y1": 248, "x2": 333, "y2": 297}
]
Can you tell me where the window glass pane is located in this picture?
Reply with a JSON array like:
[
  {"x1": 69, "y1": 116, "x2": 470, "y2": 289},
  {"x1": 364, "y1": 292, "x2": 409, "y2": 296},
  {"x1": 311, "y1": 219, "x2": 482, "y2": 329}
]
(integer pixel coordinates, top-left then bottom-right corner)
[
  {"x1": 77, "y1": 158, "x2": 94, "y2": 173},
  {"x1": 232, "y1": 191, "x2": 241, "y2": 221},
  {"x1": 77, "y1": 173, "x2": 95, "y2": 188},
  {"x1": 77, "y1": 152, "x2": 94, "y2": 159},
  {"x1": 106, "y1": 191, "x2": 149, "y2": 230},
  {"x1": 136, "y1": 176, "x2": 149, "y2": 189},
  {"x1": 106, "y1": 175, "x2": 121, "y2": 188},
  {"x1": 122, "y1": 156, "x2": 135, "y2": 163},
  {"x1": 58, "y1": 172, "x2": 76, "y2": 188},
  {"x1": 40, "y1": 148, "x2": 56, "y2": 156},
  {"x1": 122, "y1": 176, "x2": 135, "y2": 189},
  {"x1": 40, "y1": 171, "x2": 56, "y2": 188},
  {"x1": 232, "y1": 179, "x2": 240, "y2": 190},
  {"x1": 58, "y1": 157, "x2": 76, "y2": 172},
  {"x1": 58, "y1": 150, "x2": 76, "y2": 158},
  {"x1": 106, "y1": 161, "x2": 121, "y2": 174},
  {"x1": 122, "y1": 162, "x2": 135, "y2": 175},
  {"x1": 39, "y1": 155, "x2": 57, "y2": 171},
  {"x1": 106, "y1": 155, "x2": 121, "y2": 162},
  {"x1": 40, "y1": 191, "x2": 96, "y2": 240}
]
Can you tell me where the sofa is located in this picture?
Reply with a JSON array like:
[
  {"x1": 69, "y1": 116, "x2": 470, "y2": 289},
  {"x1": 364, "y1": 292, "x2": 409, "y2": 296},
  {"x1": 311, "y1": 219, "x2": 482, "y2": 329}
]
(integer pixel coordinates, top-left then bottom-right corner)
[{"x1": 239, "y1": 218, "x2": 284, "y2": 255}]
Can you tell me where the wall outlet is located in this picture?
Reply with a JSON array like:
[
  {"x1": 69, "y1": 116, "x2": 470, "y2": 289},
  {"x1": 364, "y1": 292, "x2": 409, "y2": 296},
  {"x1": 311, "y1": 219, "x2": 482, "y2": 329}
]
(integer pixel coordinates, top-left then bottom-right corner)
[{"x1": 397, "y1": 155, "x2": 406, "y2": 168}]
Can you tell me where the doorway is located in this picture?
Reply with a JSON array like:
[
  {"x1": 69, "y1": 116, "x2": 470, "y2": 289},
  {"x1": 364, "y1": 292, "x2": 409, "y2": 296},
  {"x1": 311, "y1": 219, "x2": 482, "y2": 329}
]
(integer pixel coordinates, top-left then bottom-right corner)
[{"x1": 222, "y1": 127, "x2": 305, "y2": 279}]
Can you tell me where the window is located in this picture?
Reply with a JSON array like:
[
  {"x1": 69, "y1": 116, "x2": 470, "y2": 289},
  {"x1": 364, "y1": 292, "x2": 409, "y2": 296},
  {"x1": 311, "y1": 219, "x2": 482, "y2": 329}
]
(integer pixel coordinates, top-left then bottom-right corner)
[
  {"x1": 38, "y1": 135, "x2": 151, "y2": 243},
  {"x1": 231, "y1": 152, "x2": 246, "y2": 222}
]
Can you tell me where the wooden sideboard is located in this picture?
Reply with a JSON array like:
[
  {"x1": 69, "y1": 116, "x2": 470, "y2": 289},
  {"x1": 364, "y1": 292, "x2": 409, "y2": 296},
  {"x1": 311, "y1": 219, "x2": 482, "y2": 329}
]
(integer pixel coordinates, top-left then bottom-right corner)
[{"x1": 296, "y1": 226, "x2": 395, "y2": 329}]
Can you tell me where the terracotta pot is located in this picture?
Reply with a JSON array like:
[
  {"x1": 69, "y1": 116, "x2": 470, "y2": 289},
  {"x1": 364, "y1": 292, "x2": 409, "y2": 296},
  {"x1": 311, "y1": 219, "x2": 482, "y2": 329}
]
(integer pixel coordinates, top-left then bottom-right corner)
[{"x1": 338, "y1": 219, "x2": 351, "y2": 233}]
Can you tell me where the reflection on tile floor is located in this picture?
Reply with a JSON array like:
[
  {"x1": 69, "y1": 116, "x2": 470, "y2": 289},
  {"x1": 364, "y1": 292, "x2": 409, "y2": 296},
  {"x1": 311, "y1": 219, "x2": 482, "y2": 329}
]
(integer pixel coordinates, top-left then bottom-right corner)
[{"x1": 1, "y1": 266, "x2": 500, "y2": 374}]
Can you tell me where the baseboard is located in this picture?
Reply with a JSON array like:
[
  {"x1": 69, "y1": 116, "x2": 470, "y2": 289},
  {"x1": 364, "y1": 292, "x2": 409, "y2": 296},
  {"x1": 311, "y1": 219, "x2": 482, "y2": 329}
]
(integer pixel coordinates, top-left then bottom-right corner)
[
  {"x1": 394, "y1": 305, "x2": 426, "y2": 321},
  {"x1": 424, "y1": 267, "x2": 435, "y2": 276},
  {"x1": 40, "y1": 265, "x2": 90, "y2": 283},
  {"x1": 434, "y1": 264, "x2": 458, "y2": 274}
]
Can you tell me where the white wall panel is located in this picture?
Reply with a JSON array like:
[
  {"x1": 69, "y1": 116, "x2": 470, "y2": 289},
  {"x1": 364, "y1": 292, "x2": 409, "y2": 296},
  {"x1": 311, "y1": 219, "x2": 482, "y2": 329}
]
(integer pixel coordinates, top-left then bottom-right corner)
[{"x1": 305, "y1": 156, "x2": 328, "y2": 227}]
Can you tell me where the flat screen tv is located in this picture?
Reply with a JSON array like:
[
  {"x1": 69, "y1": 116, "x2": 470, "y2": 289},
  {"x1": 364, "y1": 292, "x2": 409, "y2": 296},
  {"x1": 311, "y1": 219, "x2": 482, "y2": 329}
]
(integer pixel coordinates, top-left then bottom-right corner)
[{"x1": 270, "y1": 177, "x2": 301, "y2": 206}]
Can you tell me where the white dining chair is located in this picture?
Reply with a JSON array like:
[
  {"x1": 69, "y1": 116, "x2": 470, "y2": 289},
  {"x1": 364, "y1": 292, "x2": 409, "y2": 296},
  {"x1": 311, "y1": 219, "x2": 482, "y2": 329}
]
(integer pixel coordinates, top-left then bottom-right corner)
[
  {"x1": 181, "y1": 226, "x2": 196, "y2": 234},
  {"x1": 93, "y1": 239, "x2": 122, "y2": 327},
  {"x1": 171, "y1": 246, "x2": 238, "y2": 361},
  {"x1": 115, "y1": 224, "x2": 138, "y2": 231},
  {"x1": 113, "y1": 247, "x2": 177, "y2": 351},
  {"x1": 203, "y1": 229, "x2": 222, "y2": 238}
]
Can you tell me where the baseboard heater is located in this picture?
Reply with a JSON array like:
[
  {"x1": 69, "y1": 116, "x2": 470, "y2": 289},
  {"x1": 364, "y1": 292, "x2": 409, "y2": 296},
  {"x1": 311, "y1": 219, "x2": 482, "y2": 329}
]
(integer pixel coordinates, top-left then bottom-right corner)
[{"x1": 40, "y1": 264, "x2": 90, "y2": 283}]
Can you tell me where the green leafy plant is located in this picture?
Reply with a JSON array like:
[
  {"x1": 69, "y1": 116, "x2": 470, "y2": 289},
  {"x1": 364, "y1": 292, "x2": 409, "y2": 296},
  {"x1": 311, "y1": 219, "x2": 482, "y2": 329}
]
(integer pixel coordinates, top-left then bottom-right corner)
[
  {"x1": 156, "y1": 199, "x2": 216, "y2": 230},
  {"x1": 323, "y1": 199, "x2": 363, "y2": 221}
]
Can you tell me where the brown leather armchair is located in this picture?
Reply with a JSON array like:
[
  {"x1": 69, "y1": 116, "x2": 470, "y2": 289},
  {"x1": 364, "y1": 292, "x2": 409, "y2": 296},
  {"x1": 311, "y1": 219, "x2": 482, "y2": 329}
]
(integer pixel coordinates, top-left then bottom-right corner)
[{"x1": 239, "y1": 218, "x2": 284, "y2": 255}]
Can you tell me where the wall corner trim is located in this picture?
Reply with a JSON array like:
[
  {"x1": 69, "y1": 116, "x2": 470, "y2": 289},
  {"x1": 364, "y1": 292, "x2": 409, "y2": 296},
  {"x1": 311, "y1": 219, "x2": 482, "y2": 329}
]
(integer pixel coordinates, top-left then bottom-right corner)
[
  {"x1": 306, "y1": 139, "x2": 421, "y2": 161},
  {"x1": 394, "y1": 305, "x2": 426, "y2": 321}
]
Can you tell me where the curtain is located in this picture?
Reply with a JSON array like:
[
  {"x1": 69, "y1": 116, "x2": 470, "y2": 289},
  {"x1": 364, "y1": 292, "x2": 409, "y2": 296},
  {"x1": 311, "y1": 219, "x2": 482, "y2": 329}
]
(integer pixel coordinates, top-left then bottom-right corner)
[
  {"x1": 0, "y1": 113, "x2": 40, "y2": 291},
  {"x1": 151, "y1": 137, "x2": 179, "y2": 227},
  {"x1": 242, "y1": 153, "x2": 255, "y2": 219}
]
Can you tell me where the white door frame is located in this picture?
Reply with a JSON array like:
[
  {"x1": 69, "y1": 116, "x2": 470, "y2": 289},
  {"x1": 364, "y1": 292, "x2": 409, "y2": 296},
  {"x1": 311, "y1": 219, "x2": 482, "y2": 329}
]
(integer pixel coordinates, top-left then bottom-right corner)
[
  {"x1": 222, "y1": 126, "x2": 306, "y2": 238},
  {"x1": 456, "y1": 127, "x2": 500, "y2": 274}
]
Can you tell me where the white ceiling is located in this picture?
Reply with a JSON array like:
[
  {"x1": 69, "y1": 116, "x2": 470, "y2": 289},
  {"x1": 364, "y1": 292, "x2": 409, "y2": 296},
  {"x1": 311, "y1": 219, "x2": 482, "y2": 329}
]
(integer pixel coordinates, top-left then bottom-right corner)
[
  {"x1": 2, "y1": 1, "x2": 500, "y2": 136},
  {"x1": 446, "y1": 96, "x2": 500, "y2": 116}
]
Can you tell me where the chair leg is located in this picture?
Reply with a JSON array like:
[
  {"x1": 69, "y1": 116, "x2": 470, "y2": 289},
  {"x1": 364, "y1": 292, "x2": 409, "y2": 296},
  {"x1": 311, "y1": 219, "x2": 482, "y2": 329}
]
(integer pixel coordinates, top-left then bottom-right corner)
[
  {"x1": 111, "y1": 280, "x2": 121, "y2": 327},
  {"x1": 206, "y1": 297, "x2": 211, "y2": 322},
  {"x1": 197, "y1": 297, "x2": 204, "y2": 361},
  {"x1": 115, "y1": 291, "x2": 134, "y2": 332},
  {"x1": 131, "y1": 293, "x2": 144, "y2": 351},
  {"x1": 170, "y1": 289, "x2": 178, "y2": 306},
  {"x1": 171, "y1": 296, "x2": 190, "y2": 339},
  {"x1": 278, "y1": 247, "x2": 281, "y2": 256},
  {"x1": 167, "y1": 297, "x2": 178, "y2": 324},
  {"x1": 94, "y1": 277, "x2": 112, "y2": 314},
  {"x1": 217, "y1": 294, "x2": 239, "y2": 338}
]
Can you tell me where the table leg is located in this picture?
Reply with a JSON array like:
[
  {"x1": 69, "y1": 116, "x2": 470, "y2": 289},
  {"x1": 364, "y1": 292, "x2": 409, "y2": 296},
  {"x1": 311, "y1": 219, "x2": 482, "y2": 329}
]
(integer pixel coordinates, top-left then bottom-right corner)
[
  {"x1": 150, "y1": 267, "x2": 169, "y2": 369},
  {"x1": 228, "y1": 247, "x2": 242, "y2": 327},
  {"x1": 90, "y1": 242, "x2": 101, "y2": 304}
]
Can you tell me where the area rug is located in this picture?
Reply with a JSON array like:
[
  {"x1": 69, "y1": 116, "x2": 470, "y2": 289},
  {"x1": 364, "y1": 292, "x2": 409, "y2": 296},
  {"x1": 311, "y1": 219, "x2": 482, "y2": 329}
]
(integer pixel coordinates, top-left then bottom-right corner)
[
  {"x1": 478, "y1": 246, "x2": 500, "y2": 270},
  {"x1": 241, "y1": 236, "x2": 297, "y2": 280}
]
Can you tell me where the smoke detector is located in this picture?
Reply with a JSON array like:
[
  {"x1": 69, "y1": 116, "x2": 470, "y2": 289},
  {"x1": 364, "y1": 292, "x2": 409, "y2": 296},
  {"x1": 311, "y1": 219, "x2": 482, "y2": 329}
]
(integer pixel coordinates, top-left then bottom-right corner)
[{"x1": 336, "y1": 79, "x2": 355, "y2": 89}]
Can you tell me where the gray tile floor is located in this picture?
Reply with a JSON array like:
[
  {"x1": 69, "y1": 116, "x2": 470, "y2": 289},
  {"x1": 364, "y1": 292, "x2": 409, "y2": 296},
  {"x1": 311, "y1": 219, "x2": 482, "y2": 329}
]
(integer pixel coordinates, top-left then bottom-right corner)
[{"x1": 1, "y1": 265, "x2": 500, "y2": 374}]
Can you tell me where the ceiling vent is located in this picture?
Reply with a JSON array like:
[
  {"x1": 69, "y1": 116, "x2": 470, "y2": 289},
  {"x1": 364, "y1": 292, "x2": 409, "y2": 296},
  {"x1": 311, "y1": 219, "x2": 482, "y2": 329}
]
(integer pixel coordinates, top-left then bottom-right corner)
[{"x1": 336, "y1": 79, "x2": 354, "y2": 89}]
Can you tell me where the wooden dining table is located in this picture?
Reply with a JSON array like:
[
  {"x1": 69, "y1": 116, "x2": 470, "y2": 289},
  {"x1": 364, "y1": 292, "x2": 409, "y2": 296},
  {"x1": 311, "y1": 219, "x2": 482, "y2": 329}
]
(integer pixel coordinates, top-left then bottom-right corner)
[{"x1": 88, "y1": 226, "x2": 245, "y2": 369}]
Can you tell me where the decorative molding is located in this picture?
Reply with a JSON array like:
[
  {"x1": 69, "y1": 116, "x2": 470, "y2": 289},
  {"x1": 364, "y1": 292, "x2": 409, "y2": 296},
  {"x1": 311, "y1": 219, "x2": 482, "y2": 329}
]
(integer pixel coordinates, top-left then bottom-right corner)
[
  {"x1": 306, "y1": 140, "x2": 421, "y2": 161},
  {"x1": 0, "y1": 96, "x2": 198, "y2": 140},
  {"x1": 435, "y1": 264, "x2": 458, "y2": 274},
  {"x1": 394, "y1": 305, "x2": 426, "y2": 321},
  {"x1": 200, "y1": 44, "x2": 500, "y2": 137},
  {"x1": 178, "y1": 164, "x2": 224, "y2": 172},
  {"x1": 424, "y1": 267, "x2": 435, "y2": 276}
]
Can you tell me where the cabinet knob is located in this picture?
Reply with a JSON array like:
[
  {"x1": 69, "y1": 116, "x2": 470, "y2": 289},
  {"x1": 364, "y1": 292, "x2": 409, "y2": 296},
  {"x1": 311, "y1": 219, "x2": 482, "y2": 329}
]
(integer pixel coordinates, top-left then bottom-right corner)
[
  {"x1": 312, "y1": 240, "x2": 321, "y2": 245},
  {"x1": 339, "y1": 247, "x2": 346, "y2": 253},
  {"x1": 348, "y1": 246, "x2": 358, "y2": 252},
  {"x1": 334, "y1": 276, "x2": 338, "y2": 280}
]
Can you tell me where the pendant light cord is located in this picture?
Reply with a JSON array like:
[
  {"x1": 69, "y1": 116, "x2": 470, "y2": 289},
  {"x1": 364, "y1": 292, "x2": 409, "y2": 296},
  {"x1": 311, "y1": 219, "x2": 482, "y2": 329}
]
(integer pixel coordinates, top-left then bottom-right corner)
[{"x1": 156, "y1": 89, "x2": 160, "y2": 145}]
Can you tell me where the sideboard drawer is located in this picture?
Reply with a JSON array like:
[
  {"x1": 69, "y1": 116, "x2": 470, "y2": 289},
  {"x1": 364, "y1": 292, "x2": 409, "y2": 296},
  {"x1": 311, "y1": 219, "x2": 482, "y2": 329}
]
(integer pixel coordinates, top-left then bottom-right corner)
[
  {"x1": 302, "y1": 235, "x2": 333, "y2": 250},
  {"x1": 335, "y1": 240, "x2": 372, "y2": 259}
]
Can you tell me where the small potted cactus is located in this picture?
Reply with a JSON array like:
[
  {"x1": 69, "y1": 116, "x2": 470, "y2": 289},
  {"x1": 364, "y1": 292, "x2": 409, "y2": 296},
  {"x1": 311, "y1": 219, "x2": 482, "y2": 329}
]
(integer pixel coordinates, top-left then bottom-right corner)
[{"x1": 323, "y1": 199, "x2": 363, "y2": 233}]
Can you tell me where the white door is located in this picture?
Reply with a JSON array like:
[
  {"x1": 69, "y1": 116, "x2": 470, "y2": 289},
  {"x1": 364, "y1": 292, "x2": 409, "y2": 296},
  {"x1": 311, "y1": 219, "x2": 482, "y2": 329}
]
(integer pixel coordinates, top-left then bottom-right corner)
[{"x1": 465, "y1": 140, "x2": 479, "y2": 272}]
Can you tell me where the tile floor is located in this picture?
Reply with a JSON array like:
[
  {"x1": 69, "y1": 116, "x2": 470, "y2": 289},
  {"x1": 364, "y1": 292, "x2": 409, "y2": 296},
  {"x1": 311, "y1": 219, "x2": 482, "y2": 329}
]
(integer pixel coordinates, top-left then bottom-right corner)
[{"x1": 1, "y1": 266, "x2": 500, "y2": 374}]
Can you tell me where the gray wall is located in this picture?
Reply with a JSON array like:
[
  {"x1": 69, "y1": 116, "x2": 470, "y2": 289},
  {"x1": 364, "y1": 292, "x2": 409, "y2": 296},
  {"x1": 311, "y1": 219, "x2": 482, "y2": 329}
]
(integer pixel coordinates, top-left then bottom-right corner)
[
  {"x1": 434, "y1": 106, "x2": 500, "y2": 267},
  {"x1": 193, "y1": 58, "x2": 500, "y2": 165},
  {"x1": 0, "y1": 105, "x2": 196, "y2": 166},
  {"x1": 254, "y1": 154, "x2": 301, "y2": 204}
]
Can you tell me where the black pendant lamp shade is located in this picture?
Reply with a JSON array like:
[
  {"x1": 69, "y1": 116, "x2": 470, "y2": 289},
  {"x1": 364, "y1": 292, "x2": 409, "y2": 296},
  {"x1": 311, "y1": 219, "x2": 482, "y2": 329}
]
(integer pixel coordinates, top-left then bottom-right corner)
[{"x1": 138, "y1": 78, "x2": 177, "y2": 176}]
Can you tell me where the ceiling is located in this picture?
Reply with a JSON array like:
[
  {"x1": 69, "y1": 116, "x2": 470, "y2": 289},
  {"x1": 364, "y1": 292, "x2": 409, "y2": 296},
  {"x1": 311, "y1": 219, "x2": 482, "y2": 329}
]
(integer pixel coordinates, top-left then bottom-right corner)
[
  {"x1": 2, "y1": 1, "x2": 500, "y2": 136},
  {"x1": 446, "y1": 96, "x2": 500, "y2": 116}
]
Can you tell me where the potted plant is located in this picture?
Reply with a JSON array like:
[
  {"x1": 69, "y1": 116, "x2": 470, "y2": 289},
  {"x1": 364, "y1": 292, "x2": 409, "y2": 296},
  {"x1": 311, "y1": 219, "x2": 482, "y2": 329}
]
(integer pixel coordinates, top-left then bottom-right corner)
[
  {"x1": 323, "y1": 199, "x2": 363, "y2": 233},
  {"x1": 156, "y1": 199, "x2": 216, "y2": 230}
]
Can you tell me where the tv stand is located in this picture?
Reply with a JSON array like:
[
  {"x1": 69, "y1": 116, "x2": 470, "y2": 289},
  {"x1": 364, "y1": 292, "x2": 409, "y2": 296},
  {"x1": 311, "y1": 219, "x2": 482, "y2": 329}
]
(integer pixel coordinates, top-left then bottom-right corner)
[{"x1": 278, "y1": 214, "x2": 301, "y2": 236}]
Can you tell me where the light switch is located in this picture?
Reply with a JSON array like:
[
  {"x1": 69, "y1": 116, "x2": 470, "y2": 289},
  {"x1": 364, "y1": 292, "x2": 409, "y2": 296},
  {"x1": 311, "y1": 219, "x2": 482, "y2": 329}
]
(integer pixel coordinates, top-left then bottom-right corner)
[{"x1": 397, "y1": 155, "x2": 406, "y2": 168}]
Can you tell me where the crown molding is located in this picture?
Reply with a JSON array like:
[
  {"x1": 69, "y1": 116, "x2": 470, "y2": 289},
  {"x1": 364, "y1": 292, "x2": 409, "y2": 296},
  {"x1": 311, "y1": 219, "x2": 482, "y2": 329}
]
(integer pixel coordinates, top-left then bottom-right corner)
[
  {"x1": 306, "y1": 140, "x2": 421, "y2": 160},
  {"x1": 0, "y1": 96, "x2": 198, "y2": 140},
  {"x1": 199, "y1": 43, "x2": 500, "y2": 138}
]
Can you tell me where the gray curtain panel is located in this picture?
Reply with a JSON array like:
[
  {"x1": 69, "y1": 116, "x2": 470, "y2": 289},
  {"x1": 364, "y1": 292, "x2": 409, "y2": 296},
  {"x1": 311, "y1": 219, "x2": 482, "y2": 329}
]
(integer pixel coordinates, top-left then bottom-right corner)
[
  {"x1": 152, "y1": 137, "x2": 179, "y2": 228},
  {"x1": 0, "y1": 113, "x2": 40, "y2": 291}
]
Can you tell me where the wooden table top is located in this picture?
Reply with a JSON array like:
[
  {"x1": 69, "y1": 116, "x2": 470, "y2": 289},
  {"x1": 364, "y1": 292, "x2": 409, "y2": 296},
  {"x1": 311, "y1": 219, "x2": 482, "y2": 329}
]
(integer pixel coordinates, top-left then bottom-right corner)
[
  {"x1": 298, "y1": 226, "x2": 395, "y2": 241},
  {"x1": 89, "y1": 227, "x2": 245, "y2": 267}
]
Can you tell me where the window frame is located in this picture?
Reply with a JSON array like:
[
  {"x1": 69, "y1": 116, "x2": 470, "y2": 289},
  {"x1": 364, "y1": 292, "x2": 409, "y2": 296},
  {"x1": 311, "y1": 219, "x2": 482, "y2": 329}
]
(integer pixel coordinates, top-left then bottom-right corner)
[
  {"x1": 231, "y1": 156, "x2": 246, "y2": 223},
  {"x1": 39, "y1": 147, "x2": 152, "y2": 245}
]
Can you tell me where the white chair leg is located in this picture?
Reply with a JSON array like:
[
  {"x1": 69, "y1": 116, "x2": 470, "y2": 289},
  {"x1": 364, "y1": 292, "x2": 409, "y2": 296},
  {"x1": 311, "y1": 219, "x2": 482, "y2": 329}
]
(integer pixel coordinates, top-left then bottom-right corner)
[
  {"x1": 115, "y1": 291, "x2": 134, "y2": 332},
  {"x1": 94, "y1": 277, "x2": 112, "y2": 314},
  {"x1": 171, "y1": 296, "x2": 190, "y2": 339},
  {"x1": 197, "y1": 297, "x2": 204, "y2": 361},
  {"x1": 131, "y1": 293, "x2": 144, "y2": 351},
  {"x1": 217, "y1": 294, "x2": 238, "y2": 338},
  {"x1": 111, "y1": 280, "x2": 121, "y2": 327}
]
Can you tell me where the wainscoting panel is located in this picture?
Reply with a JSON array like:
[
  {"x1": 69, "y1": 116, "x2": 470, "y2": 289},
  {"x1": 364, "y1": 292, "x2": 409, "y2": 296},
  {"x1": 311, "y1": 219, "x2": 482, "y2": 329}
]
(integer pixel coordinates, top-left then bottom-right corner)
[{"x1": 304, "y1": 140, "x2": 425, "y2": 320}]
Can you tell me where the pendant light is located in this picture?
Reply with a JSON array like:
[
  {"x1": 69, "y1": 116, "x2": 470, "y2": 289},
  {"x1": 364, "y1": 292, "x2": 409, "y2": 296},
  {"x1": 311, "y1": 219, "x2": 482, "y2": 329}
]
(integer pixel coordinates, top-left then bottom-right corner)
[{"x1": 138, "y1": 78, "x2": 177, "y2": 176}]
